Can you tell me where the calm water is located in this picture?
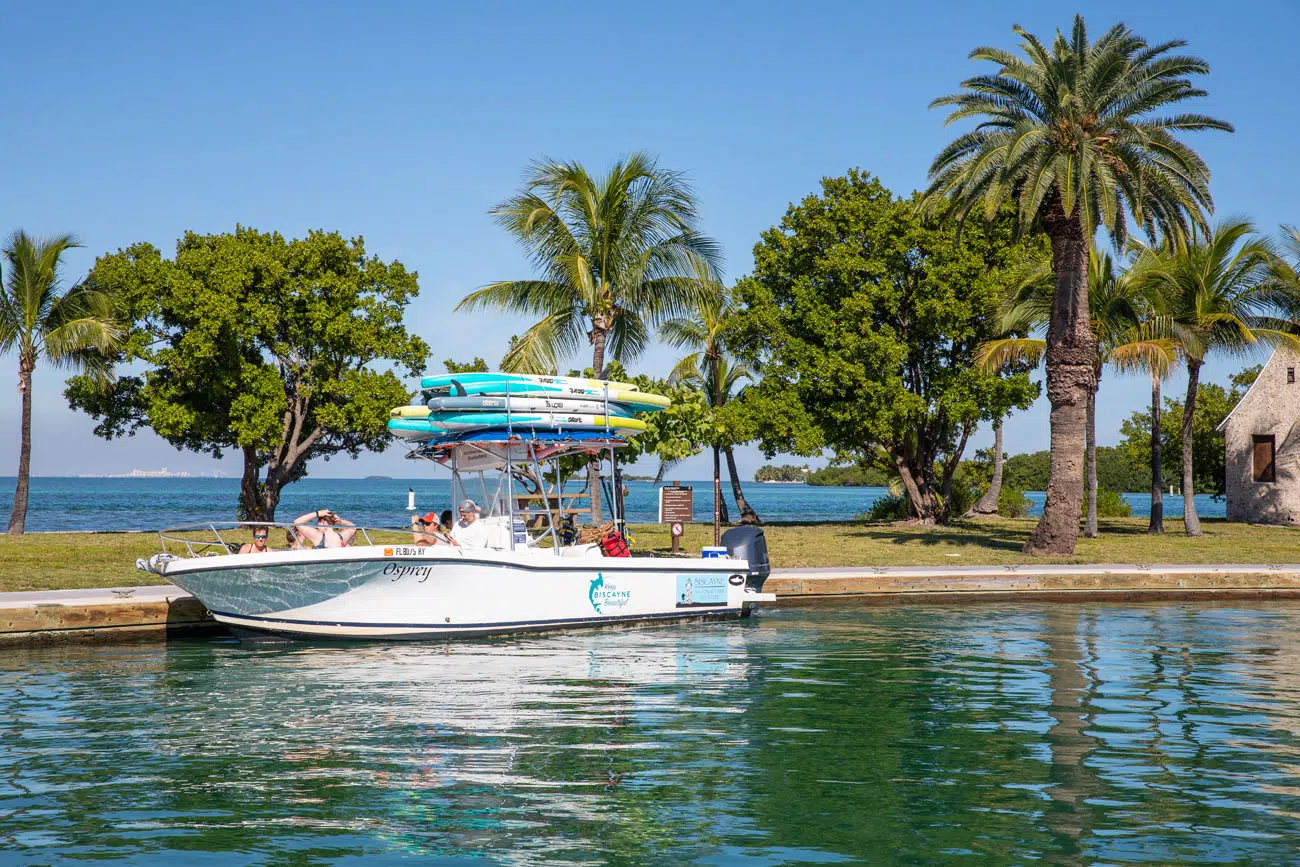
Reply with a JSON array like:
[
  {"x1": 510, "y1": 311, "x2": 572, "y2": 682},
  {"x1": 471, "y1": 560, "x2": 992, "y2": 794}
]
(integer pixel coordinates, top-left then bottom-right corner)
[
  {"x1": 0, "y1": 477, "x2": 1224, "y2": 532},
  {"x1": 5, "y1": 603, "x2": 1300, "y2": 864}
]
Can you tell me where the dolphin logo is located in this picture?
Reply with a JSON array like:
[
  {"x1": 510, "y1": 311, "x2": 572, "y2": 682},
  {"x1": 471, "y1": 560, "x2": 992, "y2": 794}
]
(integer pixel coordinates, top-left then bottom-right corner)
[{"x1": 588, "y1": 574, "x2": 605, "y2": 613}]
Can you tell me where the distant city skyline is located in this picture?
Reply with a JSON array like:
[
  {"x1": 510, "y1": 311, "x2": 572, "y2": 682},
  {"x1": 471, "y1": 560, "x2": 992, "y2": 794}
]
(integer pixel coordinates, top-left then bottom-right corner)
[{"x1": 3, "y1": 0, "x2": 1297, "y2": 480}]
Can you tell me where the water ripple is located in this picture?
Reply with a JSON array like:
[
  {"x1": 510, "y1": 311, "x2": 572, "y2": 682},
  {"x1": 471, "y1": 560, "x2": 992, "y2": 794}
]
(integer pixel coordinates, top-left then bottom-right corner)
[{"x1": 4, "y1": 603, "x2": 1300, "y2": 863}]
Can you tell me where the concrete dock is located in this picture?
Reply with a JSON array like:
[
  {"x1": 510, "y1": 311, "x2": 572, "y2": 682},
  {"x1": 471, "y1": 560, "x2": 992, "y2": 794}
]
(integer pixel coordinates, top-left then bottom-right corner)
[
  {"x1": 764, "y1": 563, "x2": 1300, "y2": 601},
  {"x1": 4, "y1": 563, "x2": 1300, "y2": 643}
]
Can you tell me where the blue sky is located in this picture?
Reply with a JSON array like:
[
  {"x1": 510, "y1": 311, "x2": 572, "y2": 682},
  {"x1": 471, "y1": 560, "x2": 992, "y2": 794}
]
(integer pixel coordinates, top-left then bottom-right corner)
[{"x1": 3, "y1": 0, "x2": 1298, "y2": 479}]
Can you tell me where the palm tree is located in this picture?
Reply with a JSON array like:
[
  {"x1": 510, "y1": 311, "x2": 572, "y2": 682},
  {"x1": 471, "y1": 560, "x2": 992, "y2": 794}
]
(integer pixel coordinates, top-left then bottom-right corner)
[
  {"x1": 1131, "y1": 219, "x2": 1290, "y2": 536},
  {"x1": 1, "y1": 232, "x2": 121, "y2": 534},
  {"x1": 927, "y1": 15, "x2": 1231, "y2": 554},
  {"x1": 1107, "y1": 318, "x2": 1177, "y2": 534},
  {"x1": 978, "y1": 247, "x2": 1175, "y2": 535},
  {"x1": 660, "y1": 282, "x2": 761, "y2": 537},
  {"x1": 457, "y1": 154, "x2": 722, "y2": 522}
]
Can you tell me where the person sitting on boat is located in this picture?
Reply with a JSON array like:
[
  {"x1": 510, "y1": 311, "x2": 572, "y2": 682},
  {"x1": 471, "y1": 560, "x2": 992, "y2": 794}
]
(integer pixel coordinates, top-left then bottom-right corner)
[
  {"x1": 440, "y1": 510, "x2": 454, "y2": 533},
  {"x1": 293, "y1": 508, "x2": 357, "y2": 548},
  {"x1": 410, "y1": 511, "x2": 457, "y2": 547},
  {"x1": 450, "y1": 499, "x2": 493, "y2": 548},
  {"x1": 238, "y1": 527, "x2": 272, "y2": 554}
]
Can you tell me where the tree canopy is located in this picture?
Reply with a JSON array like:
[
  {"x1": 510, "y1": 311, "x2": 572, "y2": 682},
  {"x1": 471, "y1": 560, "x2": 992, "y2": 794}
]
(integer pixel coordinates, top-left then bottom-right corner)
[
  {"x1": 66, "y1": 227, "x2": 428, "y2": 519},
  {"x1": 732, "y1": 170, "x2": 1038, "y2": 522}
]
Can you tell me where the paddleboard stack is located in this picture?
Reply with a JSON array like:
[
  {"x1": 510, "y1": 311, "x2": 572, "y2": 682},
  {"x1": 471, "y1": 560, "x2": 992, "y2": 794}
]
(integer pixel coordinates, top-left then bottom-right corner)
[{"x1": 387, "y1": 372, "x2": 669, "y2": 443}]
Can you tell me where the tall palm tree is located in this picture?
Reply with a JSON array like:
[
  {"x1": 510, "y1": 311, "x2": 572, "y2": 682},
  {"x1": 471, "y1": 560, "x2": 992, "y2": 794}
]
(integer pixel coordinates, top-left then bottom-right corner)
[
  {"x1": 927, "y1": 15, "x2": 1231, "y2": 554},
  {"x1": 1107, "y1": 318, "x2": 1177, "y2": 534},
  {"x1": 978, "y1": 247, "x2": 1174, "y2": 535},
  {"x1": 660, "y1": 282, "x2": 761, "y2": 535},
  {"x1": 1, "y1": 232, "x2": 121, "y2": 534},
  {"x1": 1131, "y1": 218, "x2": 1290, "y2": 536},
  {"x1": 457, "y1": 154, "x2": 722, "y2": 521}
]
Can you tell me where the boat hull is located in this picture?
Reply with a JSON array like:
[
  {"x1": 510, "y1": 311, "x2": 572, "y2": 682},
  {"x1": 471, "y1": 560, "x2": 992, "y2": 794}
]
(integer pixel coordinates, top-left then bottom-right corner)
[{"x1": 161, "y1": 545, "x2": 766, "y2": 641}]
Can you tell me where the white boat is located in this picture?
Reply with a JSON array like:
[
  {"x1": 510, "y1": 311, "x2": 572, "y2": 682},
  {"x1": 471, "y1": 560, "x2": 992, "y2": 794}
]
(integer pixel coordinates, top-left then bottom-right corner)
[{"x1": 140, "y1": 421, "x2": 773, "y2": 642}]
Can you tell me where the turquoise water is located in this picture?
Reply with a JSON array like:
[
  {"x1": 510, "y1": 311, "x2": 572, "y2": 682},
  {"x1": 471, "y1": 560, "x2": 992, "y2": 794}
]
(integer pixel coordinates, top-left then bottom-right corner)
[
  {"x1": 4, "y1": 602, "x2": 1300, "y2": 864},
  {"x1": 0, "y1": 477, "x2": 1224, "y2": 532}
]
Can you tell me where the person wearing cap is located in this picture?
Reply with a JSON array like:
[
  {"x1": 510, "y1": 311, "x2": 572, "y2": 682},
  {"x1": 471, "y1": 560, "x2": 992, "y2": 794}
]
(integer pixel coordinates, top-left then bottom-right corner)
[
  {"x1": 410, "y1": 511, "x2": 456, "y2": 547},
  {"x1": 450, "y1": 498, "x2": 493, "y2": 548}
]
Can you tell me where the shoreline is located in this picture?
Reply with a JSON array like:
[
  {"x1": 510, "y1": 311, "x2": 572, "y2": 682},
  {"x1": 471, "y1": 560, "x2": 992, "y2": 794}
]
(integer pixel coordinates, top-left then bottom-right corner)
[
  {"x1": 2, "y1": 517, "x2": 1297, "y2": 644},
  {"x1": 7, "y1": 562, "x2": 1300, "y2": 645}
]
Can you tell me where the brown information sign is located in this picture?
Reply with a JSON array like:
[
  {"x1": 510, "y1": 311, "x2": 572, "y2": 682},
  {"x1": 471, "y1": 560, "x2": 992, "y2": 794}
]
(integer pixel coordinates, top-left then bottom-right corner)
[{"x1": 658, "y1": 484, "x2": 694, "y2": 524}]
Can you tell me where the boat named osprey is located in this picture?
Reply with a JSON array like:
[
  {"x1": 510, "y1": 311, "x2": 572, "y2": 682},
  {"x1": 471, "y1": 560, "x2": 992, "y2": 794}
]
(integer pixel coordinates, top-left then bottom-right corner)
[{"x1": 140, "y1": 373, "x2": 774, "y2": 641}]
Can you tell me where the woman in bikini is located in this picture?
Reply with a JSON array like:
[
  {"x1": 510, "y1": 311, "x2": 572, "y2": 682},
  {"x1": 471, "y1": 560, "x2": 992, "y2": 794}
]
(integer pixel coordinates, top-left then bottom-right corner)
[{"x1": 292, "y1": 508, "x2": 358, "y2": 548}]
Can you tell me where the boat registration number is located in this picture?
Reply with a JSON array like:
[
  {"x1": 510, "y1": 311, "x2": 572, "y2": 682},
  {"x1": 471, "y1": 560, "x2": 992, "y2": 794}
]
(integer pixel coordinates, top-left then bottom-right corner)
[{"x1": 383, "y1": 546, "x2": 431, "y2": 557}]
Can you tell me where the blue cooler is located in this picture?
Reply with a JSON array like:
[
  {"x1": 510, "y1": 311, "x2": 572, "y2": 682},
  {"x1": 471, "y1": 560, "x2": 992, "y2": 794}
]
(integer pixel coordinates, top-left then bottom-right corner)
[{"x1": 701, "y1": 546, "x2": 728, "y2": 559}]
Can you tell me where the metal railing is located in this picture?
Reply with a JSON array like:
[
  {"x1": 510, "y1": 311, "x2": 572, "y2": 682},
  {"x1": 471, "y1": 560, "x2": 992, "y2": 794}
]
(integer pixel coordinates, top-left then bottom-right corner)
[{"x1": 156, "y1": 520, "x2": 437, "y2": 559}]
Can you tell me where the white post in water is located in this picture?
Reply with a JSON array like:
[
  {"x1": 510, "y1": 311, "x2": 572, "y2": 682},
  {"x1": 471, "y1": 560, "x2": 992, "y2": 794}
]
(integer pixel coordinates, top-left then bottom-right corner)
[{"x1": 407, "y1": 488, "x2": 415, "y2": 511}]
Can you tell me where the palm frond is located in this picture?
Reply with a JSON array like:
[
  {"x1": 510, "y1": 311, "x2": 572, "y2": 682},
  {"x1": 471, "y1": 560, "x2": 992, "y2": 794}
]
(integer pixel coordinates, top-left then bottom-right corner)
[
  {"x1": 499, "y1": 311, "x2": 582, "y2": 374},
  {"x1": 466, "y1": 155, "x2": 721, "y2": 370},
  {"x1": 974, "y1": 337, "x2": 1046, "y2": 373}
]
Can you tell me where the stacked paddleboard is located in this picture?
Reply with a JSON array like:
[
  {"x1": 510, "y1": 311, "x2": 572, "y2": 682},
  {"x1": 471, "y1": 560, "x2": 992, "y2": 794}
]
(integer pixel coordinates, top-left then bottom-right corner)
[{"x1": 388, "y1": 372, "x2": 668, "y2": 443}]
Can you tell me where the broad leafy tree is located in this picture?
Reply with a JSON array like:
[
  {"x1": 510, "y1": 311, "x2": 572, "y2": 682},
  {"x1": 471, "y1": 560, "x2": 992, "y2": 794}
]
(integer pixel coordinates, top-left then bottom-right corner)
[
  {"x1": 733, "y1": 171, "x2": 1036, "y2": 524},
  {"x1": 926, "y1": 15, "x2": 1231, "y2": 553},
  {"x1": 66, "y1": 227, "x2": 428, "y2": 521},
  {"x1": 457, "y1": 154, "x2": 721, "y2": 520},
  {"x1": 1131, "y1": 218, "x2": 1293, "y2": 535},
  {"x1": 1, "y1": 232, "x2": 121, "y2": 534}
]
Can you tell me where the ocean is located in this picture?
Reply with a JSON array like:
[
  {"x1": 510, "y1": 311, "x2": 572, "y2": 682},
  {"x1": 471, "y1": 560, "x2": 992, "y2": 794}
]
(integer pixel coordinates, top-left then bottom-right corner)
[{"x1": 0, "y1": 477, "x2": 1225, "y2": 532}]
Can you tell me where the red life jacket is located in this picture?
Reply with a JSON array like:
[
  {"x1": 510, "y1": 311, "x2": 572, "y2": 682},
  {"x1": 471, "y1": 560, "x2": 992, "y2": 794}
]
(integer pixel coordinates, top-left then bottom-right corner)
[{"x1": 600, "y1": 531, "x2": 630, "y2": 558}]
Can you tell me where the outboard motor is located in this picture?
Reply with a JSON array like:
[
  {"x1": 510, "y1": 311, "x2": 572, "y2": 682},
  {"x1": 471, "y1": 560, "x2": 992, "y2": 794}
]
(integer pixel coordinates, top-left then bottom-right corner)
[{"x1": 721, "y1": 525, "x2": 770, "y2": 593}]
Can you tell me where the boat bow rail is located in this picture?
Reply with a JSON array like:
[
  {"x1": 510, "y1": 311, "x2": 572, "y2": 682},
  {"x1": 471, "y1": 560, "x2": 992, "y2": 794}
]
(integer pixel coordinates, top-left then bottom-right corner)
[{"x1": 143, "y1": 520, "x2": 430, "y2": 567}]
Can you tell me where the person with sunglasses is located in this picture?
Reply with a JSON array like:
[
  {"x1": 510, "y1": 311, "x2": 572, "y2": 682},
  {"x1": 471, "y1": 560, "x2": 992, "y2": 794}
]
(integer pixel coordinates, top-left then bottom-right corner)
[
  {"x1": 238, "y1": 527, "x2": 272, "y2": 554},
  {"x1": 409, "y1": 512, "x2": 457, "y2": 547}
]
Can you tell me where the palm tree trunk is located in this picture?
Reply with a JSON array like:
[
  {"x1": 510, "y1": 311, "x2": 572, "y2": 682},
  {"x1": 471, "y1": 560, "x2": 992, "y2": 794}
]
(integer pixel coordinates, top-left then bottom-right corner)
[
  {"x1": 724, "y1": 447, "x2": 761, "y2": 524},
  {"x1": 967, "y1": 418, "x2": 1004, "y2": 517},
  {"x1": 1181, "y1": 359, "x2": 1202, "y2": 537},
  {"x1": 7, "y1": 364, "x2": 34, "y2": 535},
  {"x1": 1025, "y1": 208, "x2": 1093, "y2": 556},
  {"x1": 1148, "y1": 371, "x2": 1164, "y2": 534},
  {"x1": 587, "y1": 327, "x2": 608, "y2": 524},
  {"x1": 1084, "y1": 386, "x2": 1098, "y2": 538}
]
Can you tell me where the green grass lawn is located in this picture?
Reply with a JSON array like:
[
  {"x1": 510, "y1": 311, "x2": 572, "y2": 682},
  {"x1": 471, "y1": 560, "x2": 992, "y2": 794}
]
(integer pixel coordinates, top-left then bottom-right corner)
[{"x1": 0, "y1": 518, "x2": 1296, "y2": 593}]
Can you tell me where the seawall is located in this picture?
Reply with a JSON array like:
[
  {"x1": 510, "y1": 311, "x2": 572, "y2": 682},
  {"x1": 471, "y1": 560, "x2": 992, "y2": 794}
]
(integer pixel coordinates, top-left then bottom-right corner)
[
  {"x1": 5, "y1": 564, "x2": 1300, "y2": 643},
  {"x1": 765, "y1": 564, "x2": 1300, "y2": 602},
  {"x1": 0, "y1": 585, "x2": 219, "y2": 645}
]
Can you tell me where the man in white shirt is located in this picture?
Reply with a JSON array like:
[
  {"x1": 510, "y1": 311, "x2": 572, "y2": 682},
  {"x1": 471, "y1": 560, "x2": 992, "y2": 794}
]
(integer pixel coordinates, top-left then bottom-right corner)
[{"x1": 450, "y1": 499, "x2": 494, "y2": 548}]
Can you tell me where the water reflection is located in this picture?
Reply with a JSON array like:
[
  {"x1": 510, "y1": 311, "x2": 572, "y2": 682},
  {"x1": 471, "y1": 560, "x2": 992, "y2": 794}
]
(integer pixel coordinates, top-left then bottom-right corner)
[{"x1": 4, "y1": 604, "x2": 1300, "y2": 864}]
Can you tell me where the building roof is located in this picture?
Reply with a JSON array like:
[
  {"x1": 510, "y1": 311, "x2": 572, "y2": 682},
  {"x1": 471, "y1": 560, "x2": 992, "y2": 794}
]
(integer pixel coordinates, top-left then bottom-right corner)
[{"x1": 1217, "y1": 344, "x2": 1300, "y2": 432}]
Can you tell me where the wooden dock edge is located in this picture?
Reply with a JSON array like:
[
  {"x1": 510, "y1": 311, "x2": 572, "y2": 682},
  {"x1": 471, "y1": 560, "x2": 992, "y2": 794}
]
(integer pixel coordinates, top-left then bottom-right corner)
[
  {"x1": 765, "y1": 568, "x2": 1300, "y2": 603},
  {"x1": 0, "y1": 593, "x2": 219, "y2": 645}
]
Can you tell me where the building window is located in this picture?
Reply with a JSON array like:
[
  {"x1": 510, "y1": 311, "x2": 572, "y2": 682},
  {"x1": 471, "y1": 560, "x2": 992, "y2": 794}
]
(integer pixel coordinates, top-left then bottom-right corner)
[
  {"x1": 1289, "y1": 366, "x2": 1296, "y2": 384},
  {"x1": 1253, "y1": 435, "x2": 1276, "y2": 483}
]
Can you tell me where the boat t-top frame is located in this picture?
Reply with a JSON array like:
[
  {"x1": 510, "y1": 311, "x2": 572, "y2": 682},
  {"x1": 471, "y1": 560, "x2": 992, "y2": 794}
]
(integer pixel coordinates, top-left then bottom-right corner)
[{"x1": 403, "y1": 380, "x2": 637, "y2": 551}]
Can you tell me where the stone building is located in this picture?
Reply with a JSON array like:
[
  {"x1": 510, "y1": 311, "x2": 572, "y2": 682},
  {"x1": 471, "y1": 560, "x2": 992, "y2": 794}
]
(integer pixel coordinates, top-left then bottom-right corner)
[{"x1": 1219, "y1": 346, "x2": 1300, "y2": 526}]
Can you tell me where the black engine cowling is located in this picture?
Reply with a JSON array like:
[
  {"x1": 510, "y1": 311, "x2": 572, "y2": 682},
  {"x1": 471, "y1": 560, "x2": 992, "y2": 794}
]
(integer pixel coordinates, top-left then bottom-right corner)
[{"x1": 722, "y1": 525, "x2": 770, "y2": 592}]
